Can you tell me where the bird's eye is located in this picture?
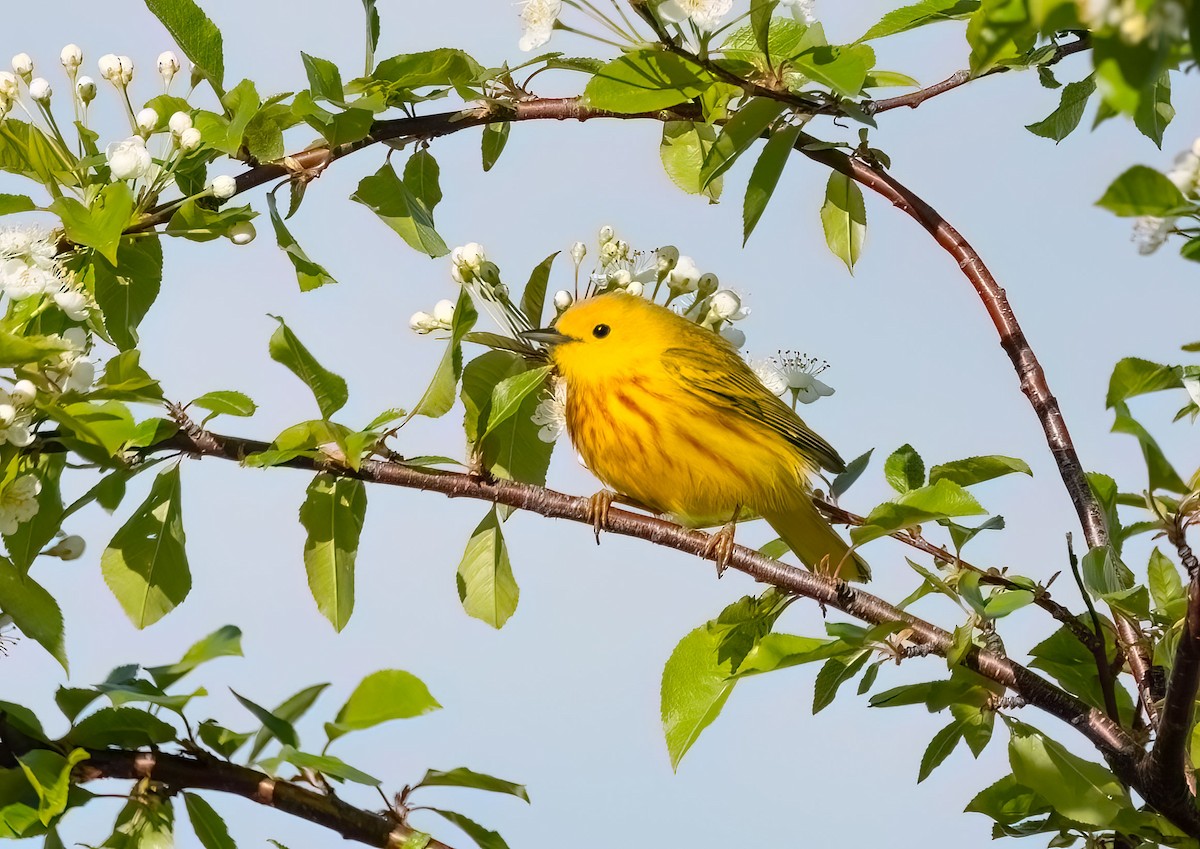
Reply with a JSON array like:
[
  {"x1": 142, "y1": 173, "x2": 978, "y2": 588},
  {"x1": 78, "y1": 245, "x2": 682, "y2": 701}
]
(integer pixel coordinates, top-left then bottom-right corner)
[{"x1": 592, "y1": 323, "x2": 611, "y2": 339}]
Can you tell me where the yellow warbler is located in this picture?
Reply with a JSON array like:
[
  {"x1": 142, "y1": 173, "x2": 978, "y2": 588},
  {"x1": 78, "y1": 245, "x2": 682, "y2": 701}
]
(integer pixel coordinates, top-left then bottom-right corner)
[{"x1": 525, "y1": 292, "x2": 869, "y2": 581}]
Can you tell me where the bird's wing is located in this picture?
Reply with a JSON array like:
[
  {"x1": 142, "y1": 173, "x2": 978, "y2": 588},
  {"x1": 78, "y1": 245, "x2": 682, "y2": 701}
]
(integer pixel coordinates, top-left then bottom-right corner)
[{"x1": 661, "y1": 345, "x2": 846, "y2": 473}]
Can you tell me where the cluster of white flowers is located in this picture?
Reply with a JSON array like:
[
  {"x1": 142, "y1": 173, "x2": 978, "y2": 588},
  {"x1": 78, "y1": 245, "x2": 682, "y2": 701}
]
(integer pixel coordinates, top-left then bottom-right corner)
[
  {"x1": 410, "y1": 298, "x2": 456, "y2": 334},
  {"x1": 779, "y1": 0, "x2": 817, "y2": 24},
  {"x1": 1081, "y1": 0, "x2": 1184, "y2": 42},
  {"x1": 531, "y1": 376, "x2": 569, "y2": 443},
  {"x1": 656, "y1": 0, "x2": 734, "y2": 30},
  {"x1": 753, "y1": 352, "x2": 835, "y2": 406},
  {"x1": 1132, "y1": 137, "x2": 1200, "y2": 255},
  {"x1": 0, "y1": 381, "x2": 37, "y2": 447},
  {"x1": 0, "y1": 474, "x2": 41, "y2": 535},
  {"x1": 518, "y1": 0, "x2": 562, "y2": 51},
  {"x1": 0, "y1": 227, "x2": 90, "y2": 319},
  {"x1": 591, "y1": 226, "x2": 657, "y2": 297}
]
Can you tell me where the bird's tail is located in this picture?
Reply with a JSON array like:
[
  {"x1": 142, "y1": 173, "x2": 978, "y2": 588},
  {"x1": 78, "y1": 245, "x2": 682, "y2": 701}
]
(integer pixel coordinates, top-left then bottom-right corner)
[{"x1": 763, "y1": 495, "x2": 870, "y2": 582}]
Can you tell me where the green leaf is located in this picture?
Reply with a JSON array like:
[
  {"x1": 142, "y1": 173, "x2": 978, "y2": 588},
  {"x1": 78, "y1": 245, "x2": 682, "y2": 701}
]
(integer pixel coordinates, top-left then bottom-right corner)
[
  {"x1": 884, "y1": 443, "x2": 924, "y2": 492},
  {"x1": 266, "y1": 193, "x2": 337, "y2": 292},
  {"x1": 1133, "y1": 73, "x2": 1173, "y2": 147},
  {"x1": 94, "y1": 351, "x2": 164, "y2": 404},
  {"x1": 482, "y1": 122, "x2": 510, "y2": 172},
  {"x1": 427, "y1": 809, "x2": 509, "y2": 849},
  {"x1": 277, "y1": 746, "x2": 380, "y2": 785},
  {"x1": 327, "y1": 669, "x2": 440, "y2": 741},
  {"x1": 191, "y1": 390, "x2": 256, "y2": 419},
  {"x1": 480, "y1": 367, "x2": 551, "y2": 440},
  {"x1": 831, "y1": 449, "x2": 872, "y2": 499},
  {"x1": 268, "y1": 316, "x2": 348, "y2": 419},
  {"x1": 461, "y1": 351, "x2": 555, "y2": 486},
  {"x1": 416, "y1": 768, "x2": 530, "y2": 802},
  {"x1": 929, "y1": 455, "x2": 1031, "y2": 487},
  {"x1": 792, "y1": 44, "x2": 877, "y2": 97},
  {"x1": 362, "y1": 0, "x2": 380, "y2": 70},
  {"x1": 857, "y1": 0, "x2": 980, "y2": 41},
  {"x1": 370, "y1": 48, "x2": 484, "y2": 92},
  {"x1": 301, "y1": 53, "x2": 344, "y2": 104},
  {"x1": 965, "y1": 0, "x2": 1033, "y2": 76},
  {"x1": 456, "y1": 507, "x2": 519, "y2": 629},
  {"x1": 1081, "y1": 545, "x2": 1134, "y2": 600},
  {"x1": 1096, "y1": 165, "x2": 1188, "y2": 217},
  {"x1": 736, "y1": 633, "x2": 853, "y2": 675},
  {"x1": 1148, "y1": 548, "x2": 1186, "y2": 622},
  {"x1": 144, "y1": 0, "x2": 225, "y2": 94},
  {"x1": 743, "y1": 122, "x2": 802, "y2": 244},
  {"x1": 197, "y1": 721, "x2": 250, "y2": 759},
  {"x1": 0, "y1": 194, "x2": 35, "y2": 216},
  {"x1": 1029, "y1": 623, "x2": 1134, "y2": 721},
  {"x1": 965, "y1": 774, "x2": 1051, "y2": 826},
  {"x1": 820, "y1": 171, "x2": 866, "y2": 273},
  {"x1": 0, "y1": 558, "x2": 66, "y2": 670},
  {"x1": 411, "y1": 287, "x2": 477, "y2": 418},
  {"x1": 56, "y1": 688, "x2": 101, "y2": 723},
  {"x1": 1106, "y1": 357, "x2": 1181, "y2": 407},
  {"x1": 17, "y1": 749, "x2": 88, "y2": 825},
  {"x1": 103, "y1": 791, "x2": 174, "y2": 849},
  {"x1": 661, "y1": 624, "x2": 736, "y2": 770},
  {"x1": 86, "y1": 237, "x2": 164, "y2": 352},
  {"x1": 0, "y1": 331, "x2": 68, "y2": 368},
  {"x1": 851, "y1": 479, "x2": 986, "y2": 545},
  {"x1": 1111, "y1": 401, "x2": 1188, "y2": 493},
  {"x1": 584, "y1": 48, "x2": 712, "y2": 112},
  {"x1": 247, "y1": 683, "x2": 329, "y2": 763},
  {"x1": 404, "y1": 149, "x2": 442, "y2": 212},
  {"x1": 147, "y1": 625, "x2": 243, "y2": 689},
  {"x1": 165, "y1": 199, "x2": 256, "y2": 242},
  {"x1": 351, "y1": 161, "x2": 448, "y2": 257},
  {"x1": 231, "y1": 690, "x2": 299, "y2": 750},
  {"x1": 52, "y1": 183, "x2": 133, "y2": 265},
  {"x1": 299, "y1": 473, "x2": 366, "y2": 631},
  {"x1": 100, "y1": 464, "x2": 190, "y2": 629},
  {"x1": 183, "y1": 793, "x2": 235, "y2": 849},
  {"x1": 520, "y1": 252, "x2": 558, "y2": 328},
  {"x1": 1026, "y1": 75, "x2": 1095, "y2": 142},
  {"x1": 2, "y1": 454, "x2": 64, "y2": 574},
  {"x1": 700, "y1": 97, "x2": 786, "y2": 189},
  {"x1": 918, "y1": 718, "x2": 965, "y2": 782},
  {"x1": 812, "y1": 652, "x2": 869, "y2": 713},
  {"x1": 68, "y1": 706, "x2": 176, "y2": 748},
  {"x1": 660, "y1": 121, "x2": 723, "y2": 200},
  {"x1": 1007, "y1": 720, "x2": 1129, "y2": 827},
  {"x1": 291, "y1": 92, "x2": 375, "y2": 148}
]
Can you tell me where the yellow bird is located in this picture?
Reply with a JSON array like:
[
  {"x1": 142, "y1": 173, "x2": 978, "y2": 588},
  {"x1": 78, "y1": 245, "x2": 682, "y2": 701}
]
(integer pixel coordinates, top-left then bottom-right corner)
[{"x1": 524, "y1": 292, "x2": 869, "y2": 581}]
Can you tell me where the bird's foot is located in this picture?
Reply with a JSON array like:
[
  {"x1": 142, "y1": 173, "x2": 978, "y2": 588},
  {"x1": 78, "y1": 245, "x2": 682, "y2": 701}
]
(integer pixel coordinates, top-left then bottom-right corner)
[
  {"x1": 703, "y1": 521, "x2": 738, "y2": 578},
  {"x1": 587, "y1": 490, "x2": 616, "y2": 544}
]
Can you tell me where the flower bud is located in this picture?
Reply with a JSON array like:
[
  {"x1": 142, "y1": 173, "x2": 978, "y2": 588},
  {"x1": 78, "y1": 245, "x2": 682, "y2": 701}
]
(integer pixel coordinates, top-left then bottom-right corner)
[
  {"x1": 696, "y1": 272, "x2": 719, "y2": 297},
  {"x1": 610, "y1": 269, "x2": 632, "y2": 289},
  {"x1": 210, "y1": 175, "x2": 237, "y2": 200},
  {"x1": 0, "y1": 73, "x2": 17, "y2": 99},
  {"x1": 54, "y1": 289, "x2": 89, "y2": 321},
  {"x1": 98, "y1": 54, "x2": 121, "y2": 82},
  {"x1": 168, "y1": 111, "x2": 192, "y2": 135},
  {"x1": 105, "y1": 136, "x2": 152, "y2": 180},
  {"x1": 656, "y1": 245, "x2": 679, "y2": 277},
  {"x1": 11, "y1": 54, "x2": 32, "y2": 81},
  {"x1": 570, "y1": 241, "x2": 586, "y2": 267},
  {"x1": 28, "y1": 78, "x2": 51, "y2": 104},
  {"x1": 409, "y1": 311, "x2": 435, "y2": 334},
  {"x1": 178, "y1": 126, "x2": 202, "y2": 151},
  {"x1": 667, "y1": 255, "x2": 700, "y2": 293},
  {"x1": 9, "y1": 380, "x2": 35, "y2": 406},
  {"x1": 432, "y1": 298, "x2": 455, "y2": 324},
  {"x1": 0, "y1": 404, "x2": 14, "y2": 426},
  {"x1": 116, "y1": 56, "x2": 134, "y2": 85},
  {"x1": 76, "y1": 76, "x2": 96, "y2": 104},
  {"x1": 598, "y1": 225, "x2": 614, "y2": 245},
  {"x1": 157, "y1": 51, "x2": 180, "y2": 86},
  {"x1": 60, "y1": 45, "x2": 82, "y2": 74},
  {"x1": 708, "y1": 289, "x2": 742, "y2": 320},
  {"x1": 614, "y1": 239, "x2": 629, "y2": 260},
  {"x1": 229, "y1": 221, "x2": 256, "y2": 245},
  {"x1": 135, "y1": 107, "x2": 158, "y2": 134},
  {"x1": 459, "y1": 242, "x2": 486, "y2": 270},
  {"x1": 45, "y1": 534, "x2": 85, "y2": 560},
  {"x1": 553, "y1": 290, "x2": 574, "y2": 312},
  {"x1": 599, "y1": 241, "x2": 619, "y2": 265},
  {"x1": 626, "y1": 280, "x2": 644, "y2": 297}
]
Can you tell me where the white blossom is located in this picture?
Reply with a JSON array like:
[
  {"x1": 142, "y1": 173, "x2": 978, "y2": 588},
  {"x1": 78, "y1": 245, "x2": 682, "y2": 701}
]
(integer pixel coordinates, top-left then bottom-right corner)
[
  {"x1": 656, "y1": 0, "x2": 733, "y2": 30},
  {"x1": 779, "y1": 0, "x2": 816, "y2": 23},
  {"x1": 9, "y1": 381, "x2": 34, "y2": 406},
  {"x1": 106, "y1": 136, "x2": 152, "y2": 180},
  {"x1": 450, "y1": 242, "x2": 487, "y2": 283},
  {"x1": 751, "y1": 359, "x2": 788, "y2": 396},
  {"x1": 0, "y1": 227, "x2": 64, "y2": 301},
  {"x1": 53, "y1": 287, "x2": 89, "y2": 320},
  {"x1": 136, "y1": 107, "x2": 158, "y2": 134},
  {"x1": 178, "y1": 127, "x2": 202, "y2": 151},
  {"x1": 553, "y1": 289, "x2": 574, "y2": 312},
  {"x1": 598, "y1": 225, "x2": 615, "y2": 245},
  {"x1": 60, "y1": 44, "x2": 82, "y2": 74},
  {"x1": 0, "y1": 383, "x2": 36, "y2": 448},
  {"x1": 432, "y1": 298, "x2": 456, "y2": 325},
  {"x1": 229, "y1": 221, "x2": 256, "y2": 245},
  {"x1": 666, "y1": 255, "x2": 701, "y2": 294},
  {"x1": 157, "y1": 51, "x2": 180, "y2": 86},
  {"x1": 518, "y1": 0, "x2": 562, "y2": 51},
  {"x1": 168, "y1": 111, "x2": 192, "y2": 135},
  {"x1": 0, "y1": 475, "x2": 41, "y2": 534},
  {"x1": 774, "y1": 352, "x2": 835, "y2": 405},
  {"x1": 44, "y1": 534, "x2": 85, "y2": 560},
  {"x1": 76, "y1": 76, "x2": 96, "y2": 104},
  {"x1": 0, "y1": 73, "x2": 17, "y2": 100},
  {"x1": 210, "y1": 175, "x2": 237, "y2": 200},
  {"x1": 707, "y1": 289, "x2": 749, "y2": 321},
  {"x1": 409, "y1": 300, "x2": 455, "y2": 335},
  {"x1": 531, "y1": 377, "x2": 568, "y2": 443},
  {"x1": 655, "y1": 245, "x2": 679, "y2": 278},
  {"x1": 28, "y1": 77, "x2": 51, "y2": 104},
  {"x1": 116, "y1": 55, "x2": 134, "y2": 85},
  {"x1": 97, "y1": 54, "x2": 122, "y2": 82},
  {"x1": 11, "y1": 54, "x2": 32, "y2": 80},
  {"x1": 1131, "y1": 138, "x2": 1200, "y2": 254},
  {"x1": 570, "y1": 241, "x2": 587, "y2": 267}
]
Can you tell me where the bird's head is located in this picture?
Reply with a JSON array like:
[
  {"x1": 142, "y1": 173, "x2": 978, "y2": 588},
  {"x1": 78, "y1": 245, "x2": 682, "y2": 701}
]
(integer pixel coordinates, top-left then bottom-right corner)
[{"x1": 523, "y1": 292, "x2": 693, "y2": 384}]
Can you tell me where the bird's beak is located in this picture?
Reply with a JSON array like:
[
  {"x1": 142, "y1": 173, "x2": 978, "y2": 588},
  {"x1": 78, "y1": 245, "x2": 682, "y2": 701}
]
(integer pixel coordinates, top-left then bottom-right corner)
[{"x1": 521, "y1": 327, "x2": 574, "y2": 346}]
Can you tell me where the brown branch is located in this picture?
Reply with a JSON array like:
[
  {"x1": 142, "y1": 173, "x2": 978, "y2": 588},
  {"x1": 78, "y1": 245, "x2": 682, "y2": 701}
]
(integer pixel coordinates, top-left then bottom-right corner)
[
  {"x1": 817, "y1": 498, "x2": 1103, "y2": 655},
  {"x1": 869, "y1": 34, "x2": 1092, "y2": 114},
  {"x1": 62, "y1": 746, "x2": 452, "y2": 849}
]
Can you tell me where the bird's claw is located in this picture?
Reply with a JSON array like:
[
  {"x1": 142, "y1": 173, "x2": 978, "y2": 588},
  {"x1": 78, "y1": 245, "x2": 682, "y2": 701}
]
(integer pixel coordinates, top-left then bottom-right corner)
[
  {"x1": 587, "y1": 490, "x2": 615, "y2": 544},
  {"x1": 703, "y1": 522, "x2": 738, "y2": 578}
]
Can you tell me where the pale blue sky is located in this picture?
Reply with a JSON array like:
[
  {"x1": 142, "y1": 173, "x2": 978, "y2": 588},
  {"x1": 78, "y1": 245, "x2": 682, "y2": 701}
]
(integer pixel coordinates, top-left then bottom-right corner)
[{"x1": 4, "y1": 2, "x2": 1199, "y2": 848}]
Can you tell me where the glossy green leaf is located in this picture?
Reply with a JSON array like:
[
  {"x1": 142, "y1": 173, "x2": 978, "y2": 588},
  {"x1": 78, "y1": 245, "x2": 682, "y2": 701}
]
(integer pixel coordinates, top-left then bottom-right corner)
[
  {"x1": 1026, "y1": 75, "x2": 1095, "y2": 142},
  {"x1": 831, "y1": 449, "x2": 872, "y2": 499},
  {"x1": 51, "y1": 182, "x2": 133, "y2": 265},
  {"x1": 299, "y1": 473, "x2": 366, "y2": 631},
  {"x1": 266, "y1": 193, "x2": 337, "y2": 292},
  {"x1": 520, "y1": 252, "x2": 558, "y2": 328},
  {"x1": 1106, "y1": 357, "x2": 1180, "y2": 407},
  {"x1": 231, "y1": 690, "x2": 299, "y2": 751},
  {"x1": 1133, "y1": 73, "x2": 1173, "y2": 147},
  {"x1": 851, "y1": 479, "x2": 987, "y2": 545},
  {"x1": 1111, "y1": 401, "x2": 1187, "y2": 493},
  {"x1": 191, "y1": 390, "x2": 256, "y2": 419},
  {"x1": 277, "y1": 746, "x2": 380, "y2": 786},
  {"x1": 1096, "y1": 165, "x2": 1188, "y2": 217},
  {"x1": 929, "y1": 455, "x2": 1031, "y2": 487},
  {"x1": 813, "y1": 652, "x2": 869, "y2": 713},
  {"x1": 17, "y1": 749, "x2": 87, "y2": 825},
  {"x1": 584, "y1": 48, "x2": 711, "y2": 112},
  {"x1": 3, "y1": 454, "x2": 64, "y2": 574},
  {"x1": 456, "y1": 507, "x2": 519, "y2": 628},
  {"x1": 820, "y1": 171, "x2": 866, "y2": 273},
  {"x1": 327, "y1": 669, "x2": 440, "y2": 741},
  {"x1": 660, "y1": 121, "x2": 723, "y2": 201},
  {"x1": 268, "y1": 316, "x2": 348, "y2": 419},
  {"x1": 411, "y1": 286, "x2": 477, "y2": 418},
  {"x1": 0, "y1": 331, "x2": 68, "y2": 368},
  {"x1": 100, "y1": 465, "x2": 190, "y2": 629},
  {"x1": 1148, "y1": 548, "x2": 1186, "y2": 622},
  {"x1": 482, "y1": 122, "x2": 509, "y2": 171},
  {"x1": 87, "y1": 237, "x2": 164, "y2": 352},
  {"x1": 965, "y1": 0, "x2": 1032, "y2": 76},
  {"x1": 884, "y1": 443, "x2": 924, "y2": 492},
  {"x1": 143, "y1": 0, "x2": 225, "y2": 93},
  {"x1": 351, "y1": 161, "x2": 448, "y2": 257},
  {"x1": 147, "y1": 625, "x2": 243, "y2": 689},
  {"x1": 743, "y1": 122, "x2": 802, "y2": 244},
  {"x1": 1008, "y1": 720, "x2": 1128, "y2": 827},
  {"x1": 302, "y1": 53, "x2": 344, "y2": 104},
  {"x1": 416, "y1": 768, "x2": 530, "y2": 802},
  {"x1": 183, "y1": 793, "x2": 235, "y2": 849},
  {"x1": 68, "y1": 706, "x2": 176, "y2": 748},
  {"x1": 857, "y1": 0, "x2": 979, "y2": 41},
  {"x1": 0, "y1": 195, "x2": 35, "y2": 216},
  {"x1": 94, "y1": 351, "x2": 164, "y2": 404},
  {"x1": 0, "y1": 558, "x2": 66, "y2": 670},
  {"x1": 661, "y1": 623, "x2": 736, "y2": 770},
  {"x1": 480, "y1": 366, "x2": 551, "y2": 440},
  {"x1": 248, "y1": 683, "x2": 330, "y2": 763},
  {"x1": 701, "y1": 97, "x2": 785, "y2": 189},
  {"x1": 427, "y1": 809, "x2": 509, "y2": 849},
  {"x1": 103, "y1": 789, "x2": 174, "y2": 849},
  {"x1": 918, "y1": 718, "x2": 965, "y2": 782},
  {"x1": 197, "y1": 721, "x2": 251, "y2": 759},
  {"x1": 1080, "y1": 545, "x2": 1133, "y2": 598},
  {"x1": 792, "y1": 44, "x2": 876, "y2": 97}
]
